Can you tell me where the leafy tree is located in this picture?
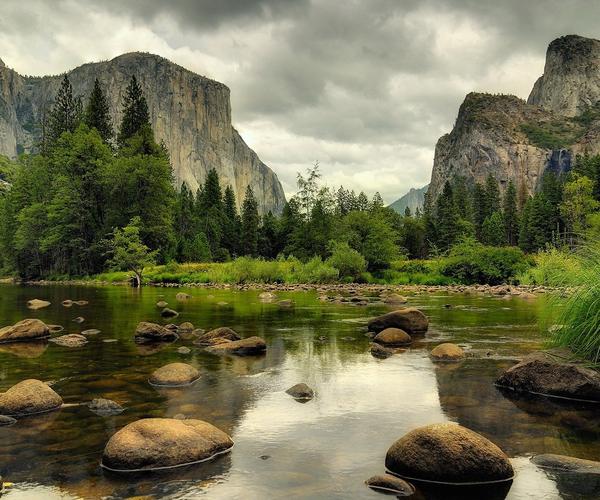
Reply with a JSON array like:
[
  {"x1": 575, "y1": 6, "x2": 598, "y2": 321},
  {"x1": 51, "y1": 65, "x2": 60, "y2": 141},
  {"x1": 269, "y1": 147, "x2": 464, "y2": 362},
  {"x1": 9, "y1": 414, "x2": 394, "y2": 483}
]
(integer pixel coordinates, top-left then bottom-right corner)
[
  {"x1": 47, "y1": 74, "x2": 82, "y2": 148},
  {"x1": 326, "y1": 240, "x2": 367, "y2": 280},
  {"x1": 296, "y1": 162, "x2": 321, "y2": 216},
  {"x1": 574, "y1": 154, "x2": 600, "y2": 200},
  {"x1": 118, "y1": 75, "x2": 150, "y2": 147},
  {"x1": 560, "y1": 173, "x2": 599, "y2": 237},
  {"x1": 105, "y1": 216, "x2": 157, "y2": 286},
  {"x1": 503, "y1": 181, "x2": 519, "y2": 246},
  {"x1": 400, "y1": 214, "x2": 426, "y2": 259},
  {"x1": 241, "y1": 185, "x2": 259, "y2": 256},
  {"x1": 84, "y1": 78, "x2": 113, "y2": 143}
]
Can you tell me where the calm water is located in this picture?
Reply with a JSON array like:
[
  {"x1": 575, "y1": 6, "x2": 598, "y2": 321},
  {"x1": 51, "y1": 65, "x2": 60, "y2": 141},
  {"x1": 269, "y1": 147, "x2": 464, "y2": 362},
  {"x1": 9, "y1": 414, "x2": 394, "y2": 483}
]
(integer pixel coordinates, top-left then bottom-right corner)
[{"x1": 0, "y1": 284, "x2": 599, "y2": 499}]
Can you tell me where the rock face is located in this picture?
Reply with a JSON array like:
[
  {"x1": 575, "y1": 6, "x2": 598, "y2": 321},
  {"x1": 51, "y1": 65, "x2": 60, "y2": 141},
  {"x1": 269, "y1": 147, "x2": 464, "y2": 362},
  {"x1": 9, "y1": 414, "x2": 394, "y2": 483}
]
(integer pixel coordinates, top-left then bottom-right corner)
[
  {"x1": 389, "y1": 185, "x2": 428, "y2": 215},
  {"x1": 368, "y1": 308, "x2": 429, "y2": 335},
  {"x1": 101, "y1": 418, "x2": 233, "y2": 471},
  {"x1": 149, "y1": 363, "x2": 200, "y2": 386},
  {"x1": 0, "y1": 319, "x2": 50, "y2": 343},
  {"x1": 495, "y1": 351, "x2": 600, "y2": 401},
  {"x1": 385, "y1": 423, "x2": 514, "y2": 484},
  {"x1": 0, "y1": 52, "x2": 286, "y2": 214},
  {"x1": 0, "y1": 379, "x2": 63, "y2": 416},
  {"x1": 427, "y1": 35, "x2": 600, "y2": 206}
]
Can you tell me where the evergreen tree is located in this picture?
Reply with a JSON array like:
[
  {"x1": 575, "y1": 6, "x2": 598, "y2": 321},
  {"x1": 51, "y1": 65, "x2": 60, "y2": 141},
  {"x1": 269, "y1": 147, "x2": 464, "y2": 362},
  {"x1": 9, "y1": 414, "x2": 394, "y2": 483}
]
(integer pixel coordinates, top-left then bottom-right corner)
[
  {"x1": 241, "y1": 185, "x2": 259, "y2": 256},
  {"x1": 259, "y1": 211, "x2": 279, "y2": 258},
  {"x1": 404, "y1": 206, "x2": 412, "y2": 217},
  {"x1": 201, "y1": 169, "x2": 223, "y2": 209},
  {"x1": 481, "y1": 212, "x2": 505, "y2": 246},
  {"x1": 84, "y1": 78, "x2": 113, "y2": 143},
  {"x1": 356, "y1": 191, "x2": 369, "y2": 211},
  {"x1": 435, "y1": 181, "x2": 460, "y2": 251},
  {"x1": 452, "y1": 178, "x2": 472, "y2": 220},
  {"x1": 48, "y1": 74, "x2": 82, "y2": 147},
  {"x1": 472, "y1": 183, "x2": 487, "y2": 240},
  {"x1": 118, "y1": 75, "x2": 150, "y2": 147},
  {"x1": 503, "y1": 181, "x2": 519, "y2": 246},
  {"x1": 485, "y1": 174, "x2": 501, "y2": 215},
  {"x1": 370, "y1": 192, "x2": 385, "y2": 211},
  {"x1": 221, "y1": 185, "x2": 241, "y2": 257}
]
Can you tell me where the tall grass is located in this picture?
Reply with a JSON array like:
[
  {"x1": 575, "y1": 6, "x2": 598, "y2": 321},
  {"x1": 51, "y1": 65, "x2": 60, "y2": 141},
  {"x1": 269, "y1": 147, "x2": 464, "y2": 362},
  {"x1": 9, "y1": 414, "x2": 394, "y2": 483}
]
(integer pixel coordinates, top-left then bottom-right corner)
[
  {"x1": 517, "y1": 247, "x2": 582, "y2": 286},
  {"x1": 546, "y1": 242, "x2": 600, "y2": 362}
]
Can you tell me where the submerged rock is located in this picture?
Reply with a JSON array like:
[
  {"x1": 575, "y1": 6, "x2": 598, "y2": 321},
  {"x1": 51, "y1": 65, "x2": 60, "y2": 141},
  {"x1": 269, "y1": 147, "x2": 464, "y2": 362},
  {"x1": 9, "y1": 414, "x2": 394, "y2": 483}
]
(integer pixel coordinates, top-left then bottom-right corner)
[
  {"x1": 176, "y1": 292, "x2": 192, "y2": 301},
  {"x1": 88, "y1": 398, "x2": 124, "y2": 416},
  {"x1": 135, "y1": 322, "x2": 178, "y2": 342},
  {"x1": 160, "y1": 308, "x2": 179, "y2": 318},
  {"x1": 177, "y1": 346, "x2": 191, "y2": 355},
  {"x1": 370, "y1": 343, "x2": 394, "y2": 359},
  {"x1": 0, "y1": 415, "x2": 17, "y2": 426},
  {"x1": 156, "y1": 300, "x2": 168, "y2": 308},
  {"x1": 179, "y1": 322, "x2": 194, "y2": 331},
  {"x1": 278, "y1": 299, "x2": 294, "y2": 308},
  {"x1": 365, "y1": 474, "x2": 415, "y2": 496},
  {"x1": 373, "y1": 328, "x2": 412, "y2": 346},
  {"x1": 259, "y1": 291, "x2": 277, "y2": 302},
  {"x1": 368, "y1": 308, "x2": 429, "y2": 335},
  {"x1": 194, "y1": 327, "x2": 241, "y2": 346},
  {"x1": 385, "y1": 423, "x2": 514, "y2": 484},
  {"x1": 101, "y1": 418, "x2": 233, "y2": 471},
  {"x1": 47, "y1": 325, "x2": 64, "y2": 333},
  {"x1": 26, "y1": 299, "x2": 51, "y2": 310},
  {"x1": 72, "y1": 316, "x2": 85, "y2": 324},
  {"x1": 0, "y1": 319, "x2": 50, "y2": 343},
  {"x1": 495, "y1": 351, "x2": 600, "y2": 402},
  {"x1": 430, "y1": 343, "x2": 465, "y2": 361},
  {"x1": 532, "y1": 453, "x2": 600, "y2": 474},
  {"x1": 49, "y1": 334, "x2": 88, "y2": 348},
  {"x1": 0, "y1": 379, "x2": 63, "y2": 416},
  {"x1": 382, "y1": 294, "x2": 408, "y2": 305},
  {"x1": 206, "y1": 336, "x2": 266, "y2": 356},
  {"x1": 81, "y1": 329, "x2": 101, "y2": 336},
  {"x1": 62, "y1": 299, "x2": 74, "y2": 307},
  {"x1": 286, "y1": 383, "x2": 314, "y2": 400},
  {"x1": 149, "y1": 363, "x2": 200, "y2": 386}
]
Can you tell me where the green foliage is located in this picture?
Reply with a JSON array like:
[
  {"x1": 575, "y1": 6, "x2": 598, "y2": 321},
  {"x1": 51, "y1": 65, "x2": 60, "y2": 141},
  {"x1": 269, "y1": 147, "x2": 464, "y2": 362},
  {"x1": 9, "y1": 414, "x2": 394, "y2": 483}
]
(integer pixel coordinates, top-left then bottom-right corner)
[
  {"x1": 84, "y1": 78, "x2": 113, "y2": 143},
  {"x1": 326, "y1": 241, "x2": 367, "y2": 280},
  {"x1": 439, "y1": 238, "x2": 530, "y2": 285},
  {"x1": 47, "y1": 74, "x2": 82, "y2": 149},
  {"x1": 503, "y1": 181, "x2": 519, "y2": 245},
  {"x1": 560, "y1": 173, "x2": 599, "y2": 236},
  {"x1": 517, "y1": 247, "x2": 582, "y2": 286},
  {"x1": 481, "y1": 211, "x2": 505, "y2": 246},
  {"x1": 520, "y1": 120, "x2": 583, "y2": 149},
  {"x1": 241, "y1": 185, "x2": 259, "y2": 256}
]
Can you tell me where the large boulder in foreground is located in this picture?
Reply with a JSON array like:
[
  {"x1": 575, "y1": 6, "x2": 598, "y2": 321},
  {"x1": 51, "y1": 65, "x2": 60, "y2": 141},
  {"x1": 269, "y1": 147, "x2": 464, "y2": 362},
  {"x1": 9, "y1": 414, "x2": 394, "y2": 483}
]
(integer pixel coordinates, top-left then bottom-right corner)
[
  {"x1": 0, "y1": 319, "x2": 50, "y2": 343},
  {"x1": 368, "y1": 308, "x2": 429, "y2": 335},
  {"x1": 149, "y1": 363, "x2": 200, "y2": 386},
  {"x1": 134, "y1": 322, "x2": 178, "y2": 342},
  {"x1": 101, "y1": 418, "x2": 233, "y2": 471},
  {"x1": 206, "y1": 336, "x2": 266, "y2": 356},
  {"x1": 495, "y1": 351, "x2": 600, "y2": 402},
  {"x1": 385, "y1": 423, "x2": 513, "y2": 484},
  {"x1": 373, "y1": 328, "x2": 412, "y2": 346},
  {"x1": 0, "y1": 379, "x2": 63, "y2": 416},
  {"x1": 195, "y1": 327, "x2": 241, "y2": 346}
]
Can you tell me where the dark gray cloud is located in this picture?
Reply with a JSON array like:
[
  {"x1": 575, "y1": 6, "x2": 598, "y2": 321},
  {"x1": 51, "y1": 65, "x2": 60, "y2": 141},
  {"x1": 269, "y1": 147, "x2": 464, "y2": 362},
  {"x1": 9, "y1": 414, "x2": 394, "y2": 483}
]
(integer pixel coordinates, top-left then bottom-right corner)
[{"x1": 1, "y1": 0, "x2": 599, "y2": 200}]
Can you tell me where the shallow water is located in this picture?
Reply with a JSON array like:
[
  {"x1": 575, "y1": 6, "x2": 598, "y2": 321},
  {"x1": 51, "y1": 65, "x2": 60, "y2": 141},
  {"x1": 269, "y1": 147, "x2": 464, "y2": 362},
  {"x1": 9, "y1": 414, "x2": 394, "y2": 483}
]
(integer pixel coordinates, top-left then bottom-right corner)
[{"x1": 0, "y1": 284, "x2": 599, "y2": 499}]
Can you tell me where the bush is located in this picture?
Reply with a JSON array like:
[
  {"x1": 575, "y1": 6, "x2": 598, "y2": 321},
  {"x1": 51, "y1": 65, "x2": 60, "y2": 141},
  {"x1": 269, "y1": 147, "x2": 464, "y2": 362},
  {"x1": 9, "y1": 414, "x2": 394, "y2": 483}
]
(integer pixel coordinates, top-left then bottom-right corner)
[
  {"x1": 439, "y1": 238, "x2": 530, "y2": 285},
  {"x1": 326, "y1": 241, "x2": 367, "y2": 280},
  {"x1": 292, "y1": 256, "x2": 339, "y2": 284},
  {"x1": 517, "y1": 247, "x2": 582, "y2": 286}
]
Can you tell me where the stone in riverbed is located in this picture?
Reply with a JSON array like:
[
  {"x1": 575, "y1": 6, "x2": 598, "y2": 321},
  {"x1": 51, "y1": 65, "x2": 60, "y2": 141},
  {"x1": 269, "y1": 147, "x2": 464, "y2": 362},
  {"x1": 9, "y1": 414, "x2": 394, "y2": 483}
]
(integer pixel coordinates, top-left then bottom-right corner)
[
  {"x1": 495, "y1": 351, "x2": 600, "y2": 402},
  {"x1": 286, "y1": 383, "x2": 314, "y2": 400},
  {"x1": 72, "y1": 316, "x2": 85, "y2": 324},
  {"x1": 531, "y1": 453, "x2": 600, "y2": 474},
  {"x1": 194, "y1": 327, "x2": 241, "y2": 346},
  {"x1": 365, "y1": 474, "x2": 415, "y2": 496},
  {"x1": 135, "y1": 322, "x2": 178, "y2": 342},
  {"x1": 278, "y1": 299, "x2": 294, "y2": 308},
  {"x1": 383, "y1": 294, "x2": 408, "y2": 305},
  {"x1": 373, "y1": 328, "x2": 412, "y2": 346},
  {"x1": 179, "y1": 322, "x2": 194, "y2": 331},
  {"x1": 430, "y1": 343, "x2": 465, "y2": 361},
  {"x1": 156, "y1": 300, "x2": 168, "y2": 308},
  {"x1": 81, "y1": 329, "x2": 101, "y2": 336},
  {"x1": 149, "y1": 363, "x2": 200, "y2": 386},
  {"x1": 26, "y1": 299, "x2": 51, "y2": 310},
  {"x1": 160, "y1": 307, "x2": 179, "y2": 318},
  {"x1": 0, "y1": 415, "x2": 17, "y2": 426},
  {"x1": 176, "y1": 292, "x2": 192, "y2": 301},
  {"x1": 370, "y1": 343, "x2": 394, "y2": 359},
  {"x1": 368, "y1": 308, "x2": 429, "y2": 335},
  {"x1": 49, "y1": 334, "x2": 88, "y2": 348},
  {"x1": 0, "y1": 379, "x2": 63, "y2": 416},
  {"x1": 48, "y1": 325, "x2": 64, "y2": 333},
  {"x1": 101, "y1": 418, "x2": 233, "y2": 471},
  {"x1": 88, "y1": 398, "x2": 124, "y2": 416},
  {"x1": 258, "y1": 291, "x2": 277, "y2": 302},
  {"x1": 385, "y1": 423, "x2": 513, "y2": 484},
  {"x1": 206, "y1": 336, "x2": 266, "y2": 356},
  {"x1": 177, "y1": 346, "x2": 191, "y2": 355},
  {"x1": 0, "y1": 319, "x2": 50, "y2": 343},
  {"x1": 62, "y1": 299, "x2": 74, "y2": 307}
]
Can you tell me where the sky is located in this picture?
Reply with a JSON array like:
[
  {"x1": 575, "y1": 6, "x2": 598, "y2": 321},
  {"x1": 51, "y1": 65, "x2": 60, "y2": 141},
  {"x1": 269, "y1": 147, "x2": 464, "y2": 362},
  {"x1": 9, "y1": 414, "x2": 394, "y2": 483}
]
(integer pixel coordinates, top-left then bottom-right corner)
[{"x1": 1, "y1": 1, "x2": 599, "y2": 202}]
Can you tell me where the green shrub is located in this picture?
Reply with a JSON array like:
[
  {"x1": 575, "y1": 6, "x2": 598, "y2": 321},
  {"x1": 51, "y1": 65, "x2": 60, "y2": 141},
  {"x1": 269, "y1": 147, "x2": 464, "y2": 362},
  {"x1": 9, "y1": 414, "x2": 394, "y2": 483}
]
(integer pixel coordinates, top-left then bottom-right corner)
[
  {"x1": 517, "y1": 247, "x2": 582, "y2": 286},
  {"x1": 292, "y1": 256, "x2": 339, "y2": 284},
  {"x1": 439, "y1": 238, "x2": 530, "y2": 285},
  {"x1": 326, "y1": 241, "x2": 367, "y2": 280}
]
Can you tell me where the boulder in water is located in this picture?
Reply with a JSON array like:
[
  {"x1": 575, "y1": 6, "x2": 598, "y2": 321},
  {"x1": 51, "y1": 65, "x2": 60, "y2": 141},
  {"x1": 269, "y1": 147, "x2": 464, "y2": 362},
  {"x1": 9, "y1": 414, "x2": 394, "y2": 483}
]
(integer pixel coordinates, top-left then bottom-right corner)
[
  {"x1": 383, "y1": 294, "x2": 408, "y2": 305},
  {"x1": 430, "y1": 343, "x2": 465, "y2": 361},
  {"x1": 531, "y1": 453, "x2": 600, "y2": 474},
  {"x1": 160, "y1": 308, "x2": 179, "y2": 318},
  {"x1": 101, "y1": 418, "x2": 233, "y2": 471},
  {"x1": 0, "y1": 319, "x2": 50, "y2": 343},
  {"x1": 49, "y1": 334, "x2": 88, "y2": 348},
  {"x1": 179, "y1": 322, "x2": 194, "y2": 331},
  {"x1": 370, "y1": 343, "x2": 394, "y2": 359},
  {"x1": 176, "y1": 292, "x2": 192, "y2": 301},
  {"x1": 194, "y1": 327, "x2": 241, "y2": 346},
  {"x1": 88, "y1": 398, "x2": 124, "y2": 416},
  {"x1": 368, "y1": 308, "x2": 429, "y2": 335},
  {"x1": 81, "y1": 329, "x2": 101, "y2": 336},
  {"x1": 135, "y1": 322, "x2": 178, "y2": 342},
  {"x1": 0, "y1": 379, "x2": 63, "y2": 416},
  {"x1": 365, "y1": 474, "x2": 415, "y2": 496},
  {"x1": 286, "y1": 383, "x2": 314, "y2": 400},
  {"x1": 156, "y1": 300, "x2": 168, "y2": 308},
  {"x1": 149, "y1": 363, "x2": 200, "y2": 386},
  {"x1": 373, "y1": 328, "x2": 412, "y2": 346},
  {"x1": 0, "y1": 415, "x2": 17, "y2": 426},
  {"x1": 385, "y1": 423, "x2": 514, "y2": 484},
  {"x1": 206, "y1": 336, "x2": 266, "y2": 356},
  {"x1": 26, "y1": 299, "x2": 51, "y2": 310}
]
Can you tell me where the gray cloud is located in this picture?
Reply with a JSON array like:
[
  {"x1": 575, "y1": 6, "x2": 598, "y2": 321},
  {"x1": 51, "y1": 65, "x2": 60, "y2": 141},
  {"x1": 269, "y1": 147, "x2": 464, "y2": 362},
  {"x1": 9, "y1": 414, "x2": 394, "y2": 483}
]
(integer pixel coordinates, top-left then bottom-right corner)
[{"x1": 1, "y1": 0, "x2": 599, "y2": 201}]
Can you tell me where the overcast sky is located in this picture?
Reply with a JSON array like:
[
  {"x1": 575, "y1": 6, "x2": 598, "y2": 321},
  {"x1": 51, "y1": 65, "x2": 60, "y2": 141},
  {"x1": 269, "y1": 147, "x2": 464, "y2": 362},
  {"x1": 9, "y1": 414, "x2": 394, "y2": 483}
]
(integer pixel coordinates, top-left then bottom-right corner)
[{"x1": 1, "y1": 1, "x2": 599, "y2": 202}]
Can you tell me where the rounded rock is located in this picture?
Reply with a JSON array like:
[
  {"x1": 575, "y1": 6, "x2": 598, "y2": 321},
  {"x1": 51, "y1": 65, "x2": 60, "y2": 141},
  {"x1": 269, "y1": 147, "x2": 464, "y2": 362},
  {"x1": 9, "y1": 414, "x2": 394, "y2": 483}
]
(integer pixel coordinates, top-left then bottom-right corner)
[
  {"x1": 205, "y1": 336, "x2": 266, "y2": 356},
  {"x1": 0, "y1": 379, "x2": 63, "y2": 416},
  {"x1": 0, "y1": 319, "x2": 50, "y2": 343},
  {"x1": 194, "y1": 327, "x2": 241, "y2": 346},
  {"x1": 160, "y1": 308, "x2": 179, "y2": 318},
  {"x1": 156, "y1": 300, "x2": 168, "y2": 308},
  {"x1": 176, "y1": 292, "x2": 192, "y2": 301},
  {"x1": 430, "y1": 343, "x2": 465, "y2": 361},
  {"x1": 89, "y1": 398, "x2": 124, "y2": 416},
  {"x1": 179, "y1": 322, "x2": 194, "y2": 331},
  {"x1": 286, "y1": 383, "x2": 314, "y2": 400},
  {"x1": 149, "y1": 363, "x2": 200, "y2": 386},
  {"x1": 365, "y1": 474, "x2": 415, "y2": 496},
  {"x1": 374, "y1": 328, "x2": 412, "y2": 346},
  {"x1": 385, "y1": 423, "x2": 514, "y2": 484},
  {"x1": 368, "y1": 308, "x2": 429, "y2": 335},
  {"x1": 26, "y1": 299, "x2": 51, "y2": 310},
  {"x1": 49, "y1": 334, "x2": 88, "y2": 348},
  {"x1": 101, "y1": 417, "x2": 233, "y2": 471},
  {"x1": 135, "y1": 322, "x2": 178, "y2": 342}
]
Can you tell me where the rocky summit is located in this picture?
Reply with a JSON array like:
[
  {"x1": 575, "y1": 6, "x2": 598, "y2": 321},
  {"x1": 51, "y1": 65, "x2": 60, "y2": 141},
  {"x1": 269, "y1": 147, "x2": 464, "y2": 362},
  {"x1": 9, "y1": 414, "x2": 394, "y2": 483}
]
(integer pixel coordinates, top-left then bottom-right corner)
[
  {"x1": 427, "y1": 34, "x2": 600, "y2": 205},
  {"x1": 0, "y1": 52, "x2": 286, "y2": 214}
]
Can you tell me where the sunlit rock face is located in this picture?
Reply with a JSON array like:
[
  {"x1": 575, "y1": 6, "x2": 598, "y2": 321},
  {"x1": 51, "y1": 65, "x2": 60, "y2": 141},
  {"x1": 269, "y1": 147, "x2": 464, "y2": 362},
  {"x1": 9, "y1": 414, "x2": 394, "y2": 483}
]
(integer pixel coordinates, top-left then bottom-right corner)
[
  {"x1": 0, "y1": 53, "x2": 286, "y2": 214},
  {"x1": 428, "y1": 35, "x2": 600, "y2": 206}
]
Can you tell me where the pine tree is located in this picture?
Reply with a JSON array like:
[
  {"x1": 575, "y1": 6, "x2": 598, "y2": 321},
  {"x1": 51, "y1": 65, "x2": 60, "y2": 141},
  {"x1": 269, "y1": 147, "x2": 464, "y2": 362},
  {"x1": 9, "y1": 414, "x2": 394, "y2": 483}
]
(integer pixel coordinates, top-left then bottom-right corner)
[
  {"x1": 48, "y1": 74, "x2": 82, "y2": 147},
  {"x1": 259, "y1": 211, "x2": 279, "y2": 258},
  {"x1": 370, "y1": 192, "x2": 385, "y2": 211},
  {"x1": 84, "y1": 78, "x2": 113, "y2": 143},
  {"x1": 241, "y1": 185, "x2": 259, "y2": 256},
  {"x1": 201, "y1": 169, "x2": 223, "y2": 209},
  {"x1": 356, "y1": 192, "x2": 369, "y2": 211},
  {"x1": 404, "y1": 206, "x2": 412, "y2": 217},
  {"x1": 481, "y1": 212, "x2": 505, "y2": 246},
  {"x1": 435, "y1": 181, "x2": 460, "y2": 251},
  {"x1": 221, "y1": 185, "x2": 241, "y2": 256},
  {"x1": 118, "y1": 75, "x2": 150, "y2": 147},
  {"x1": 485, "y1": 175, "x2": 501, "y2": 215},
  {"x1": 472, "y1": 183, "x2": 487, "y2": 240},
  {"x1": 503, "y1": 181, "x2": 519, "y2": 246}
]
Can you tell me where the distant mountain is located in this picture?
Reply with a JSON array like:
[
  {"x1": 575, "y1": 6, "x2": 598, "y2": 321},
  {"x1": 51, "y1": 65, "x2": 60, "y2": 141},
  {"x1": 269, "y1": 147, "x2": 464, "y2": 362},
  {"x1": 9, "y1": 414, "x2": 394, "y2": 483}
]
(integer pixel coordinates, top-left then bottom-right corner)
[{"x1": 389, "y1": 184, "x2": 428, "y2": 214}]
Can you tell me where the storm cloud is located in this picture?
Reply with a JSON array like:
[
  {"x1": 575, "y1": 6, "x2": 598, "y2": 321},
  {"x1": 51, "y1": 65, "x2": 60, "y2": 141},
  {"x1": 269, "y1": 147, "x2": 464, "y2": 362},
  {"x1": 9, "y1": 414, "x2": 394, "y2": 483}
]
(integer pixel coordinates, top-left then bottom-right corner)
[{"x1": 1, "y1": 0, "x2": 599, "y2": 201}]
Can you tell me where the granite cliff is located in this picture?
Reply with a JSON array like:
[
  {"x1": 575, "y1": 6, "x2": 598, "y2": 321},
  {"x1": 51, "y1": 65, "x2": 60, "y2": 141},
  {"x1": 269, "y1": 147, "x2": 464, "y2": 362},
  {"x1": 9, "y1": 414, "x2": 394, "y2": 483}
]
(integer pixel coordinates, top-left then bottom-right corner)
[
  {"x1": 428, "y1": 35, "x2": 600, "y2": 205},
  {"x1": 0, "y1": 52, "x2": 286, "y2": 214},
  {"x1": 389, "y1": 185, "x2": 428, "y2": 214}
]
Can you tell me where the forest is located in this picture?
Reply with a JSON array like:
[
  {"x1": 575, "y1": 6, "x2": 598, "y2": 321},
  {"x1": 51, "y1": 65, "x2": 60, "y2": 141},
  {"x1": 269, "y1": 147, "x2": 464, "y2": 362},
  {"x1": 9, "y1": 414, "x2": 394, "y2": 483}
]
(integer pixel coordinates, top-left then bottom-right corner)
[{"x1": 1, "y1": 75, "x2": 599, "y2": 286}]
